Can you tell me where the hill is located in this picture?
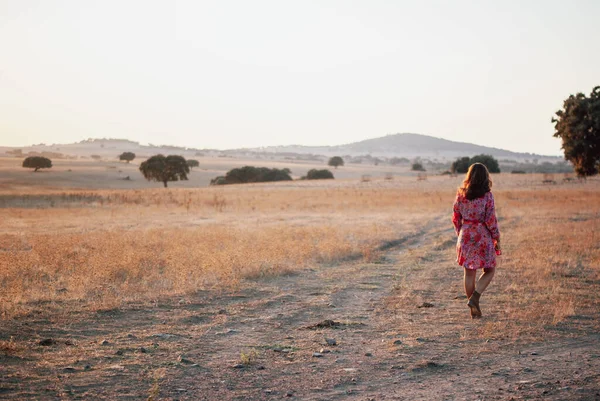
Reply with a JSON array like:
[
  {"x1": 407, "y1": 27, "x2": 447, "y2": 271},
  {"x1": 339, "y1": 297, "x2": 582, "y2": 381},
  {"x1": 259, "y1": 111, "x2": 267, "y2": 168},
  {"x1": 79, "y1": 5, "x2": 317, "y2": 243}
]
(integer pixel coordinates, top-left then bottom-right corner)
[
  {"x1": 246, "y1": 133, "x2": 544, "y2": 160},
  {"x1": 1, "y1": 133, "x2": 557, "y2": 162}
]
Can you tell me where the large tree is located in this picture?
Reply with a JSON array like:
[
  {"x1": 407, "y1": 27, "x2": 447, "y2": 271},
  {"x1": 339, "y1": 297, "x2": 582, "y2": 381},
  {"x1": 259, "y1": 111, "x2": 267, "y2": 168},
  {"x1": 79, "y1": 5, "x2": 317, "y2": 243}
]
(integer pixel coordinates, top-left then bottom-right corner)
[
  {"x1": 23, "y1": 156, "x2": 52, "y2": 172},
  {"x1": 552, "y1": 86, "x2": 600, "y2": 177},
  {"x1": 119, "y1": 152, "x2": 136, "y2": 163},
  {"x1": 139, "y1": 155, "x2": 190, "y2": 187}
]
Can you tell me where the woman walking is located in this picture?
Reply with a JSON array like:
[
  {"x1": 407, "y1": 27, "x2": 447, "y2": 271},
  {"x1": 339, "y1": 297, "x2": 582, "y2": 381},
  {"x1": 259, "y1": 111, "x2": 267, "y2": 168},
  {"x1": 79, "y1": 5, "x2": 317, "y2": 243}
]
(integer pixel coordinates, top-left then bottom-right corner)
[{"x1": 452, "y1": 163, "x2": 501, "y2": 318}]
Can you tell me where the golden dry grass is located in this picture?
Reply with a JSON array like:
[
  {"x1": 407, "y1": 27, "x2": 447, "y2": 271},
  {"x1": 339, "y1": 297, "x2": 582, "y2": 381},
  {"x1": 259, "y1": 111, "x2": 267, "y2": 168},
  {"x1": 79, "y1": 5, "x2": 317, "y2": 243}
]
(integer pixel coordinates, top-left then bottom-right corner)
[{"x1": 1, "y1": 174, "x2": 599, "y2": 342}]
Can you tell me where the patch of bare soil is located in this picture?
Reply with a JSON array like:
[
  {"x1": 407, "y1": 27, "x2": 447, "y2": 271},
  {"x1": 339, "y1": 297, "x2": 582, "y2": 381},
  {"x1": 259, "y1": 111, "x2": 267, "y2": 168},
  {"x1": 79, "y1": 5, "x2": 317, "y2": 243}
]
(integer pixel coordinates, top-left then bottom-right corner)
[{"x1": 1, "y1": 215, "x2": 599, "y2": 400}]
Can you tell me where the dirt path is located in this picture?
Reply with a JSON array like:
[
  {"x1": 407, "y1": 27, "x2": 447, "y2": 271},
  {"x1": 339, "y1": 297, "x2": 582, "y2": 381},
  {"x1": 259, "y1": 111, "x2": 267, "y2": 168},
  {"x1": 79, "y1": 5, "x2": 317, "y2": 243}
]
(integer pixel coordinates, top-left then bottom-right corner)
[{"x1": 1, "y1": 214, "x2": 599, "y2": 400}]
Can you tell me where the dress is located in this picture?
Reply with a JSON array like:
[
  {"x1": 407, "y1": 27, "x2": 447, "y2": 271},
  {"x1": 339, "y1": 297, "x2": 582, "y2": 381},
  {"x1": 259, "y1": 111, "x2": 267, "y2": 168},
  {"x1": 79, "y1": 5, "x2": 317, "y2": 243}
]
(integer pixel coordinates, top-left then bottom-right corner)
[{"x1": 452, "y1": 191, "x2": 500, "y2": 270}]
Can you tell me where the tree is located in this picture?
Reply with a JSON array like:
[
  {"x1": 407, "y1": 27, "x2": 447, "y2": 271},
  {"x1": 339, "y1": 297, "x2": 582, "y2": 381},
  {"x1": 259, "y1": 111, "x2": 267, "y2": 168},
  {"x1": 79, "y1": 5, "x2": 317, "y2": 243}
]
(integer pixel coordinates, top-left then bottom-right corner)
[
  {"x1": 328, "y1": 156, "x2": 344, "y2": 169},
  {"x1": 303, "y1": 169, "x2": 334, "y2": 180},
  {"x1": 470, "y1": 154, "x2": 500, "y2": 173},
  {"x1": 119, "y1": 152, "x2": 136, "y2": 163},
  {"x1": 187, "y1": 159, "x2": 199, "y2": 169},
  {"x1": 552, "y1": 86, "x2": 600, "y2": 177},
  {"x1": 411, "y1": 162, "x2": 425, "y2": 171},
  {"x1": 91, "y1": 154, "x2": 102, "y2": 161},
  {"x1": 23, "y1": 156, "x2": 52, "y2": 172},
  {"x1": 139, "y1": 154, "x2": 190, "y2": 187},
  {"x1": 451, "y1": 157, "x2": 471, "y2": 174},
  {"x1": 451, "y1": 155, "x2": 500, "y2": 174}
]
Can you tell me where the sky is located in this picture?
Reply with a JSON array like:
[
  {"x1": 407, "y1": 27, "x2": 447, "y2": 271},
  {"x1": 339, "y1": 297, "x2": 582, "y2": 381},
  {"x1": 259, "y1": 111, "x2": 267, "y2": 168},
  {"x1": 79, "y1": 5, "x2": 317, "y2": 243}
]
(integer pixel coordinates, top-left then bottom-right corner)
[{"x1": 0, "y1": 1, "x2": 599, "y2": 155}]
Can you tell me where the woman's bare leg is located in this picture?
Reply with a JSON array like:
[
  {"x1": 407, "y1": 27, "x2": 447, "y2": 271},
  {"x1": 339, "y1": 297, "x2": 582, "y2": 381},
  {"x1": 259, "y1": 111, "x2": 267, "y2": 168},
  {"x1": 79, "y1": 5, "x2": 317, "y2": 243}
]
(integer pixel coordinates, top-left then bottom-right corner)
[
  {"x1": 475, "y1": 268, "x2": 495, "y2": 294},
  {"x1": 464, "y1": 268, "x2": 477, "y2": 298}
]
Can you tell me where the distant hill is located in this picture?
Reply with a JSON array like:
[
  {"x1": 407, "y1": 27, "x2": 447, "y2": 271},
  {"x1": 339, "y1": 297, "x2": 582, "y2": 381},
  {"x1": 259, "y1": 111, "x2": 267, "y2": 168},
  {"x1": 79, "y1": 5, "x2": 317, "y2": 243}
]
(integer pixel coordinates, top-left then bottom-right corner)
[
  {"x1": 1, "y1": 133, "x2": 557, "y2": 162},
  {"x1": 246, "y1": 133, "x2": 549, "y2": 160}
]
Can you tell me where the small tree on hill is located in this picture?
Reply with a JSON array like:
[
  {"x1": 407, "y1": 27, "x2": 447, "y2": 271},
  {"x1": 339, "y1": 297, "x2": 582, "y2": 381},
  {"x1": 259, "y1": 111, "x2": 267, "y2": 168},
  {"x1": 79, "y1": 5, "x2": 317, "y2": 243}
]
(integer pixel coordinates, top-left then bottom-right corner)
[
  {"x1": 187, "y1": 159, "x2": 199, "y2": 169},
  {"x1": 303, "y1": 169, "x2": 334, "y2": 180},
  {"x1": 139, "y1": 154, "x2": 190, "y2": 187},
  {"x1": 328, "y1": 156, "x2": 344, "y2": 169},
  {"x1": 411, "y1": 162, "x2": 426, "y2": 171},
  {"x1": 119, "y1": 152, "x2": 135, "y2": 163},
  {"x1": 552, "y1": 86, "x2": 600, "y2": 177},
  {"x1": 23, "y1": 156, "x2": 52, "y2": 172}
]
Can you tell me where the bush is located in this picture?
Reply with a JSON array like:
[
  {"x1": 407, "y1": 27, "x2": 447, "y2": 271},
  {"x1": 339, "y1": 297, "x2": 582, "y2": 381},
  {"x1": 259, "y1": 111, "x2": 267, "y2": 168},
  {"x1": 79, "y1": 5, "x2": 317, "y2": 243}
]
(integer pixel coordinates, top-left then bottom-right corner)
[
  {"x1": 22, "y1": 156, "x2": 52, "y2": 172},
  {"x1": 210, "y1": 176, "x2": 227, "y2": 185},
  {"x1": 451, "y1": 155, "x2": 500, "y2": 174},
  {"x1": 328, "y1": 156, "x2": 344, "y2": 168},
  {"x1": 119, "y1": 152, "x2": 135, "y2": 163},
  {"x1": 302, "y1": 169, "x2": 334, "y2": 180},
  {"x1": 411, "y1": 162, "x2": 426, "y2": 171},
  {"x1": 187, "y1": 159, "x2": 199, "y2": 169},
  {"x1": 470, "y1": 154, "x2": 500, "y2": 173},
  {"x1": 211, "y1": 166, "x2": 293, "y2": 185},
  {"x1": 511, "y1": 170, "x2": 526, "y2": 174},
  {"x1": 450, "y1": 157, "x2": 471, "y2": 174}
]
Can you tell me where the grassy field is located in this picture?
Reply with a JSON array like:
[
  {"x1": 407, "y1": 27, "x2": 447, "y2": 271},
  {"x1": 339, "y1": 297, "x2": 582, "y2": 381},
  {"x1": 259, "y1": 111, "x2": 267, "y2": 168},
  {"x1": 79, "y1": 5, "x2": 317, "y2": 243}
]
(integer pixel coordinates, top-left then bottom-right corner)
[{"x1": 1, "y1": 165, "x2": 599, "y2": 399}]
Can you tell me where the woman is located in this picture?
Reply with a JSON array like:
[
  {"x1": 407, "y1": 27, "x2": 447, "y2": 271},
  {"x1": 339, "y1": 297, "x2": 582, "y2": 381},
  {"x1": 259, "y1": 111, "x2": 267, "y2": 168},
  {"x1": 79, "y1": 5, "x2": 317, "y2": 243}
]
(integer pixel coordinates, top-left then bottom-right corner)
[{"x1": 452, "y1": 163, "x2": 501, "y2": 318}]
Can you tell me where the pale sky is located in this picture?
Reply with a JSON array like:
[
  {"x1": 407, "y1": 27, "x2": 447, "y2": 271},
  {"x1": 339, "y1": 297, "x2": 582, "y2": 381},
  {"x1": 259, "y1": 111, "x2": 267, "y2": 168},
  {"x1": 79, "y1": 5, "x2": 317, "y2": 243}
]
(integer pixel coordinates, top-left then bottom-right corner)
[{"x1": 1, "y1": 1, "x2": 598, "y2": 155}]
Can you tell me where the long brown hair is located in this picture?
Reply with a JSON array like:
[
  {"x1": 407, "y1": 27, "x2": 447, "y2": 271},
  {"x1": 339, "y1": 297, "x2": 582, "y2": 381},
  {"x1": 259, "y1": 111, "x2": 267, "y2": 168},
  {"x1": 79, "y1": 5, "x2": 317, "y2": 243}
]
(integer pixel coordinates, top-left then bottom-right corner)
[{"x1": 458, "y1": 163, "x2": 492, "y2": 200}]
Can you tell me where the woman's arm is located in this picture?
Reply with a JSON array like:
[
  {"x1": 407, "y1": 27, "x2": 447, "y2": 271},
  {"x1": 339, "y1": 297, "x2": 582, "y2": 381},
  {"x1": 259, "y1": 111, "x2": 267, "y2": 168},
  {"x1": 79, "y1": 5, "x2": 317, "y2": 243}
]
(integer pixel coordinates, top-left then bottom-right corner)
[
  {"x1": 484, "y1": 192, "x2": 500, "y2": 240},
  {"x1": 452, "y1": 195, "x2": 462, "y2": 236}
]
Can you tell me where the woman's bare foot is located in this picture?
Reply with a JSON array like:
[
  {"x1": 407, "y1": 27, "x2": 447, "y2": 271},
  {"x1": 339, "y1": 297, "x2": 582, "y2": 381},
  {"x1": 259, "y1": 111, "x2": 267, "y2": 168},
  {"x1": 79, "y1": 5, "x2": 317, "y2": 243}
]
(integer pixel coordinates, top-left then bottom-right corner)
[{"x1": 467, "y1": 291, "x2": 482, "y2": 318}]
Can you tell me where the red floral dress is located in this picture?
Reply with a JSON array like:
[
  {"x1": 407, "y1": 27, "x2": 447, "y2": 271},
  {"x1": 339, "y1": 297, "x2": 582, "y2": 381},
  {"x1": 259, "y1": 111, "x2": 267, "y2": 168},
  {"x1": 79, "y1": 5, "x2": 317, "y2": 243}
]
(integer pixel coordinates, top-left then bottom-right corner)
[{"x1": 452, "y1": 191, "x2": 500, "y2": 270}]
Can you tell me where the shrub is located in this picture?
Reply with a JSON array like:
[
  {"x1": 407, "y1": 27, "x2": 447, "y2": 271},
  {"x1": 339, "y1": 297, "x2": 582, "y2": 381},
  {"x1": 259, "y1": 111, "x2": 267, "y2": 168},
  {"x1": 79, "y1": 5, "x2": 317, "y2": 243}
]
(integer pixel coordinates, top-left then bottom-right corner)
[
  {"x1": 411, "y1": 162, "x2": 426, "y2": 171},
  {"x1": 328, "y1": 156, "x2": 344, "y2": 168},
  {"x1": 451, "y1": 155, "x2": 500, "y2": 174},
  {"x1": 212, "y1": 166, "x2": 292, "y2": 185},
  {"x1": 210, "y1": 176, "x2": 227, "y2": 186},
  {"x1": 119, "y1": 152, "x2": 135, "y2": 163},
  {"x1": 511, "y1": 170, "x2": 526, "y2": 174},
  {"x1": 470, "y1": 154, "x2": 500, "y2": 173},
  {"x1": 187, "y1": 159, "x2": 199, "y2": 169},
  {"x1": 22, "y1": 156, "x2": 52, "y2": 172},
  {"x1": 302, "y1": 169, "x2": 334, "y2": 180},
  {"x1": 451, "y1": 157, "x2": 471, "y2": 174}
]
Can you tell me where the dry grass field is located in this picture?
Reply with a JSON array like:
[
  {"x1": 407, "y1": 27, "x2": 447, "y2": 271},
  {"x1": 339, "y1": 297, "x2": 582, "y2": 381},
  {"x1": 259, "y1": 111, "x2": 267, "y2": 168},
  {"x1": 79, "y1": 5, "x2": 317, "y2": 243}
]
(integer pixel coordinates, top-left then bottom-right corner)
[{"x1": 1, "y1": 164, "x2": 599, "y2": 400}]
